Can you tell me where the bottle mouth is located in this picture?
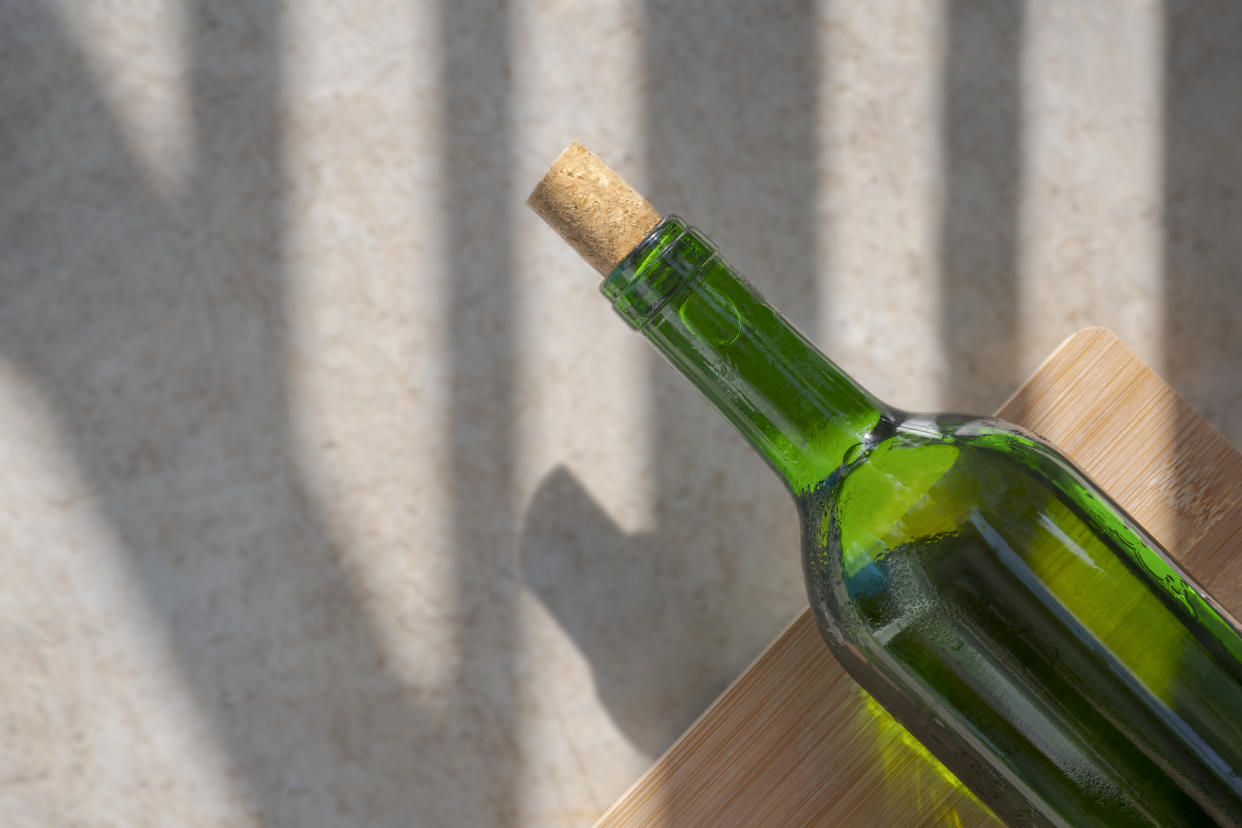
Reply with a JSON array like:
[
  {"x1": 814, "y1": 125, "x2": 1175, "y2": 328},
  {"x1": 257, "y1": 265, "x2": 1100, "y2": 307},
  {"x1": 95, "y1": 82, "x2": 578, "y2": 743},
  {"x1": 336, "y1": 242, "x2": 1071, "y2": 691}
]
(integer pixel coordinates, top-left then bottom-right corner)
[{"x1": 601, "y1": 215, "x2": 719, "y2": 330}]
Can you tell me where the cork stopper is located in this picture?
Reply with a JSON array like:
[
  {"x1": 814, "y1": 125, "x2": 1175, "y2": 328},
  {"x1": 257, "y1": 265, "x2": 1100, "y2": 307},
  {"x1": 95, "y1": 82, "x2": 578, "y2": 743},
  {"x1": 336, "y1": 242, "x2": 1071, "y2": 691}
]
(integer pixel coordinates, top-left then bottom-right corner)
[{"x1": 527, "y1": 142, "x2": 662, "y2": 276}]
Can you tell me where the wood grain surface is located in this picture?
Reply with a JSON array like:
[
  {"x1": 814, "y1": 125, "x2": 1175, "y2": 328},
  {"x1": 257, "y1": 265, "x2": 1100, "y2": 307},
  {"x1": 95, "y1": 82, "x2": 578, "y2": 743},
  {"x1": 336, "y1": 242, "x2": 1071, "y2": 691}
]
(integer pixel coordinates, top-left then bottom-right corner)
[{"x1": 597, "y1": 328, "x2": 1242, "y2": 828}]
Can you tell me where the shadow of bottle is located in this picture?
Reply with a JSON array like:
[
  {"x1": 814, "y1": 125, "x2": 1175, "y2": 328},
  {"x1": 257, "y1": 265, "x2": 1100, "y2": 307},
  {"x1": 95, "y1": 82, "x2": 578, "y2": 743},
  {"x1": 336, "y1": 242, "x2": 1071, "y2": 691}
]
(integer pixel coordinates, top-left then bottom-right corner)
[{"x1": 520, "y1": 466, "x2": 804, "y2": 756}]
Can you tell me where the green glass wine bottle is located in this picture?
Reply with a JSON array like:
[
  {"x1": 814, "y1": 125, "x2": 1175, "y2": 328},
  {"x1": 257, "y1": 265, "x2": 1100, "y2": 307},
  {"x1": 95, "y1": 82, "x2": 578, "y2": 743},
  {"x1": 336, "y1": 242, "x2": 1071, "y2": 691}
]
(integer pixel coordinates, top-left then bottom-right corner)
[{"x1": 530, "y1": 144, "x2": 1242, "y2": 827}]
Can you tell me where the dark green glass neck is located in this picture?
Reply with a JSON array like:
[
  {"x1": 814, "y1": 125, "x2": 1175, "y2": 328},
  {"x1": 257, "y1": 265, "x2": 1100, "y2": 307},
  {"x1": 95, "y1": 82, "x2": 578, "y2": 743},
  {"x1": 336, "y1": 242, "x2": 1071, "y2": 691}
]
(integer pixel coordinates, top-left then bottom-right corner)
[{"x1": 603, "y1": 216, "x2": 889, "y2": 495}]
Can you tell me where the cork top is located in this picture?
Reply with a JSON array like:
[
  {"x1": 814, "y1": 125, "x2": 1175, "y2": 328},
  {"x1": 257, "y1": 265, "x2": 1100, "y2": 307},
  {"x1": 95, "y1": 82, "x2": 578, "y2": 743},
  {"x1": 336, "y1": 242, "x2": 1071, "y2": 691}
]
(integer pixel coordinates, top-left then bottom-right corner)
[{"x1": 527, "y1": 142, "x2": 662, "y2": 276}]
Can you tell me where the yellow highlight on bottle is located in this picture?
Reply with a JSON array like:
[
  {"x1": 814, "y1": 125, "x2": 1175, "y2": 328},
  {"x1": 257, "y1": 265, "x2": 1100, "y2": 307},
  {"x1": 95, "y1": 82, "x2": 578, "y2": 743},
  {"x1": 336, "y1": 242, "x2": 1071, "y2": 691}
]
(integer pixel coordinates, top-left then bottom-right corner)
[{"x1": 856, "y1": 686, "x2": 992, "y2": 826}]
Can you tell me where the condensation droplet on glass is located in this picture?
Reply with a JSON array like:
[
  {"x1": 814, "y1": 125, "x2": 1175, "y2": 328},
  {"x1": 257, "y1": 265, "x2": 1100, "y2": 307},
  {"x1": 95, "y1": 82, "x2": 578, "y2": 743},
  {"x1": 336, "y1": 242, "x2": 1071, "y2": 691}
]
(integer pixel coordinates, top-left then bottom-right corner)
[{"x1": 843, "y1": 442, "x2": 864, "y2": 465}]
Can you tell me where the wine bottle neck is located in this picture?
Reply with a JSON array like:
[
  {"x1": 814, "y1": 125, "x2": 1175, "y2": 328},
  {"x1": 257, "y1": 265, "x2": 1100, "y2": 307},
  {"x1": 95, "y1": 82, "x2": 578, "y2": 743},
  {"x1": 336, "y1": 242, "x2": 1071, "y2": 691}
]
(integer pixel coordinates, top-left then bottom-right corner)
[{"x1": 604, "y1": 216, "x2": 887, "y2": 495}]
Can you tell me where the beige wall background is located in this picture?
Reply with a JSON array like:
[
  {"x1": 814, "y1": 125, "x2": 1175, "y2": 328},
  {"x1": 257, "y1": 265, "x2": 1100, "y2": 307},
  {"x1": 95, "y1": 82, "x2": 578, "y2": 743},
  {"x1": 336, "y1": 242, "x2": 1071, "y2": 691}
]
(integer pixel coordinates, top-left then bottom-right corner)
[{"x1": 2, "y1": 1, "x2": 1240, "y2": 825}]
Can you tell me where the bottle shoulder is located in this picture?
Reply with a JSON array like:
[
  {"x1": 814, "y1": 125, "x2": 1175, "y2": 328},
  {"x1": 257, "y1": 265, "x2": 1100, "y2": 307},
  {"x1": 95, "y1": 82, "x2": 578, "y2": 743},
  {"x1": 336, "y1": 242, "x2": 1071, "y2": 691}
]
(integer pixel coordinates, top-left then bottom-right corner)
[
  {"x1": 797, "y1": 411, "x2": 1061, "y2": 522},
  {"x1": 798, "y1": 409, "x2": 1219, "y2": 661},
  {"x1": 798, "y1": 413, "x2": 1108, "y2": 631}
]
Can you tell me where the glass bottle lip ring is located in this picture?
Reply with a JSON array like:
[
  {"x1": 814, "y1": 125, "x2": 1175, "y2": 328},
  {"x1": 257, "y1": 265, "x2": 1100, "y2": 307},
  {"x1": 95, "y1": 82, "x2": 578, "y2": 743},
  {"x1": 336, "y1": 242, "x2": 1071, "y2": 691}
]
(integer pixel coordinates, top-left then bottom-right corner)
[{"x1": 603, "y1": 215, "x2": 719, "y2": 330}]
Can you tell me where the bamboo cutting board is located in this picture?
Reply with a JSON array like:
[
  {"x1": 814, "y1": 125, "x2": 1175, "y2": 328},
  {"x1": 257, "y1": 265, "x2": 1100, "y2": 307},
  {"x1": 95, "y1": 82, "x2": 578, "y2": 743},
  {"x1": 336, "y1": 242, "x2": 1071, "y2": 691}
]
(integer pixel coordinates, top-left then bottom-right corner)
[{"x1": 597, "y1": 328, "x2": 1242, "y2": 828}]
